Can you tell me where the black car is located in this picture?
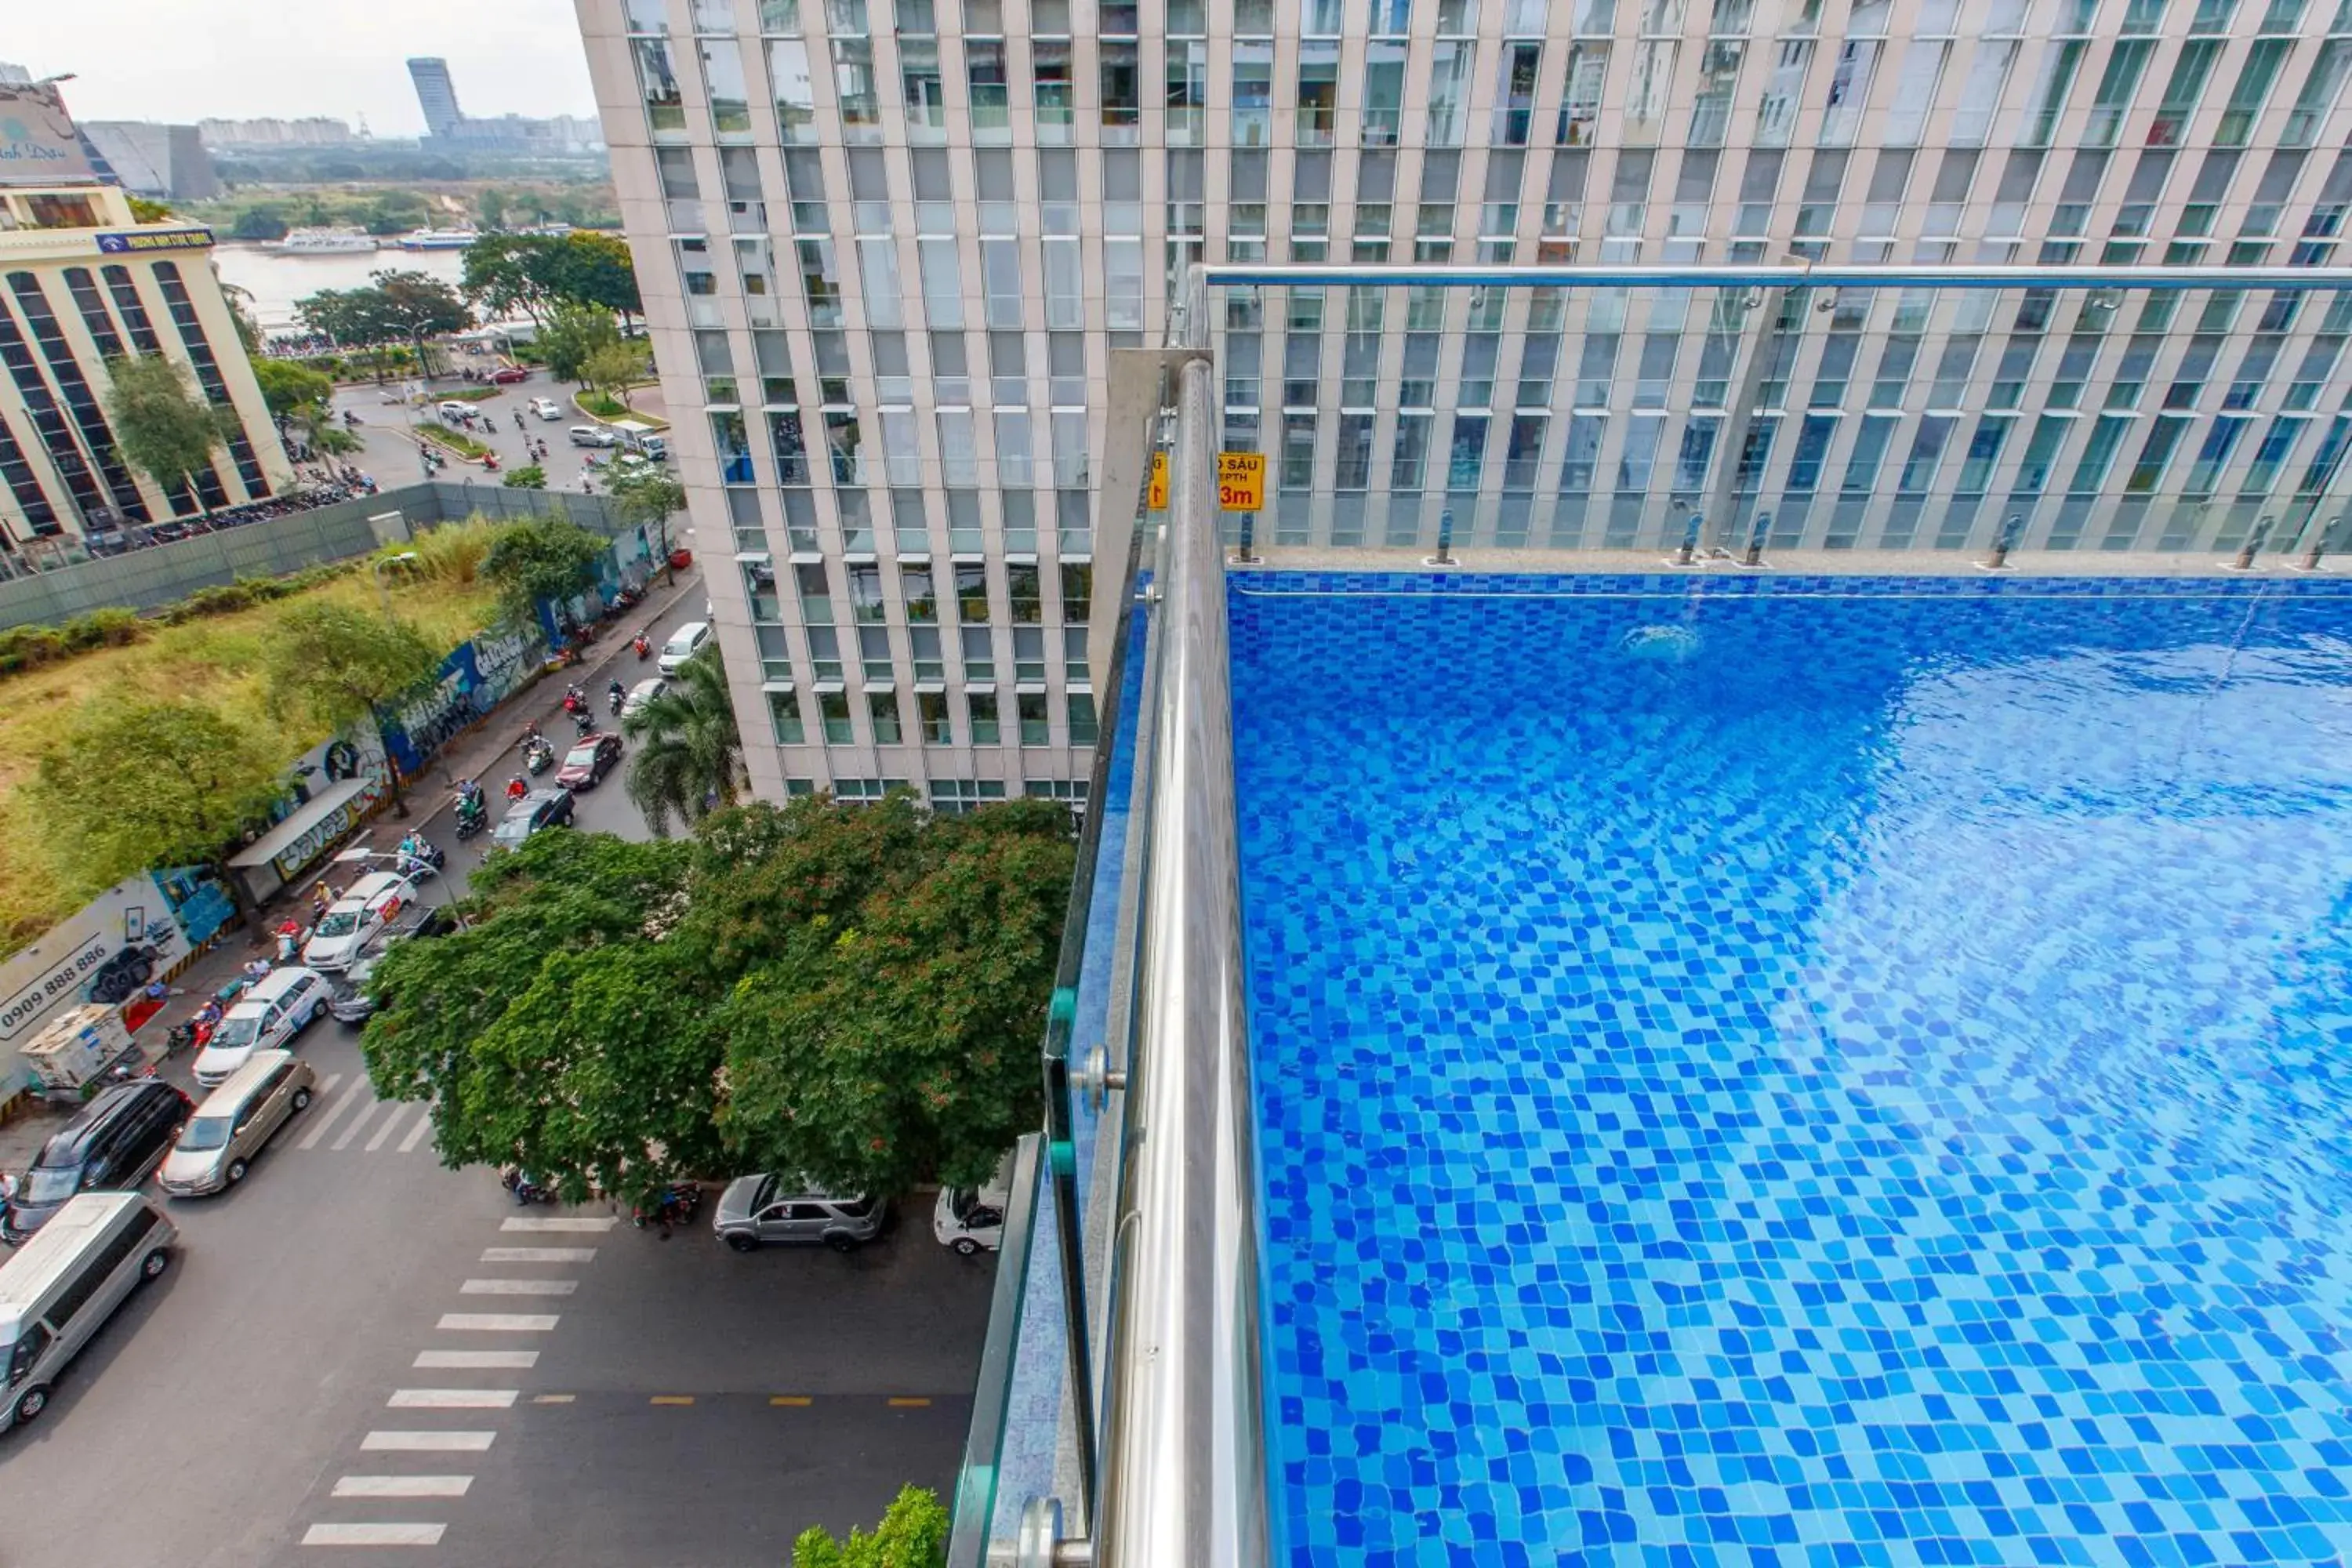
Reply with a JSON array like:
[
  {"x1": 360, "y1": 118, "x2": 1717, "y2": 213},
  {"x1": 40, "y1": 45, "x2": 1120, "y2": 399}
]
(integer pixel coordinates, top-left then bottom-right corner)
[
  {"x1": 3, "y1": 1080, "x2": 192, "y2": 1243},
  {"x1": 329, "y1": 906, "x2": 460, "y2": 1025},
  {"x1": 86, "y1": 944, "x2": 158, "y2": 1005},
  {"x1": 491, "y1": 787, "x2": 576, "y2": 848}
]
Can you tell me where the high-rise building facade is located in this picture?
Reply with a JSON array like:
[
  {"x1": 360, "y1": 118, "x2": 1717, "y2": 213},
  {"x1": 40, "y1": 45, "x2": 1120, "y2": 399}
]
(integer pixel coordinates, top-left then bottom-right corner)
[
  {"x1": 577, "y1": 0, "x2": 2352, "y2": 802},
  {"x1": 0, "y1": 180, "x2": 292, "y2": 554},
  {"x1": 408, "y1": 57, "x2": 466, "y2": 140}
]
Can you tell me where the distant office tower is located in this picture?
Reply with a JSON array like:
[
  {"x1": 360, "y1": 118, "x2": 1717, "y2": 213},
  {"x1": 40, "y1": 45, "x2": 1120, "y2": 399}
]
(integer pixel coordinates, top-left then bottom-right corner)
[
  {"x1": 407, "y1": 57, "x2": 465, "y2": 140},
  {"x1": 197, "y1": 117, "x2": 359, "y2": 149},
  {"x1": 575, "y1": 0, "x2": 2352, "y2": 805},
  {"x1": 79, "y1": 122, "x2": 222, "y2": 201},
  {"x1": 0, "y1": 62, "x2": 33, "y2": 88}
]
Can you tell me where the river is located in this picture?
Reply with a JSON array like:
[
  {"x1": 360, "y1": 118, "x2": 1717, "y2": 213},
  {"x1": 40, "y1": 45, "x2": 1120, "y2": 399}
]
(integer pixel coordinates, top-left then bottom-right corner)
[{"x1": 209, "y1": 243, "x2": 470, "y2": 332}]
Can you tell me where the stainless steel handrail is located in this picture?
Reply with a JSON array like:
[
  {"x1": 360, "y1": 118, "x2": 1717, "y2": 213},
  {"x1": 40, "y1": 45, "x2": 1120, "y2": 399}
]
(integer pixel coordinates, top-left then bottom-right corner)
[
  {"x1": 1092, "y1": 343, "x2": 1272, "y2": 1568},
  {"x1": 1203, "y1": 262, "x2": 2352, "y2": 290}
]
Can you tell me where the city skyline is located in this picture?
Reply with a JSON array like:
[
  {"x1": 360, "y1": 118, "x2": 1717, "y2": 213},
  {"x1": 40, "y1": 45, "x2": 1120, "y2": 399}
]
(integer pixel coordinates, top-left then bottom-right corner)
[{"x1": 9, "y1": 0, "x2": 597, "y2": 135}]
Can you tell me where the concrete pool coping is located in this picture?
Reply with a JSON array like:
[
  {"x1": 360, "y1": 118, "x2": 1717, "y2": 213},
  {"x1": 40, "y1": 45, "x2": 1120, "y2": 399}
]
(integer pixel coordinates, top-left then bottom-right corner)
[{"x1": 1236, "y1": 546, "x2": 2352, "y2": 579}]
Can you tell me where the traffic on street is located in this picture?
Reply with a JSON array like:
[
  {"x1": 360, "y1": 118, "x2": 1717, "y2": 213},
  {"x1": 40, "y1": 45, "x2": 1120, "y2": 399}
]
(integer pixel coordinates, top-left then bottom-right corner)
[
  {"x1": 0, "y1": 586, "x2": 995, "y2": 1568},
  {"x1": 329, "y1": 363, "x2": 663, "y2": 500}
]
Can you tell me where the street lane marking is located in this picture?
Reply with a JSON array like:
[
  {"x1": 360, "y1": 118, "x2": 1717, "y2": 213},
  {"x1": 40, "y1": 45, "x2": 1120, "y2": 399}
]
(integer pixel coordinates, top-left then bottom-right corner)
[
  {"x1": 771, "y1": 1396, "x2": 813, "y2": 1406},
  {"x1": 331, "y1": 1098, "x2": 385, "y2": 1152},
  {"x1": 436, "y1": 1313, "x2": 560, "y2": 1332},
  {"x1": 398, "y1": 1111, "x2": 434, "y2": 1153},
  {"x1": 499, "y1": 1216, "x2": 618, "y2": 1232},
  {"x1": 361, "y1": 1431, "x2": 497, "y2": 1452},
  {"x1": 296, "y1": 1086, "x2": 364, "y2": 1150},
  {"x1": 460, "y1": 1279, "x2": 577, "y2": 1296},
  {"x1": 416, "y1": 1350, "x2": 538, "y2": 1369},
  {"x1": 532, "y1": 1393, "x2": 575, "y2": 1404},
  {"x1": 390, "y1": 1388, "x2": 520, "y2": 1409},
  {"x1": 887, "y1": 1397, "x2": 934, "y2": 1407},
  {"x1": 650, "y1": 1396, "x2": 695, "y2": 1406},
  {"x1": 303, "y1": 1523, "x2": 448, "y2": 1546},
  {"x1": 333, "y1": 1476, "x2": 474, "y2": 1498},
  {"x1": 479, "y1": 1247, "x2": 597, "y2": 1264},
  {"x1": 365, "y1": 1103, "x2": 411, "y2": 1152},
  {"x1": 317, "y1": 1073, "x2": 345, "y2": 1096}
]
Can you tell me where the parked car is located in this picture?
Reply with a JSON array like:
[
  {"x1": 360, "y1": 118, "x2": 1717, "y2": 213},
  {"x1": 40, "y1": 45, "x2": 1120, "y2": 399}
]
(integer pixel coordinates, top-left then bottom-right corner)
[
  {"x1": 328, "y1": 907, "x2": 459, "y2": 1026},
  {"x1": 555, "y1": 733, "x2": 624, "y2": 790},
  {"x1": 491, "y1": 787, "x2": 576, "y2": 848},
  {"x1": 621, "y1": 677, "x2": 669, "y2": 720},
  {"x1": 2, "y1": 1082, "x2": 191, "y2": 1243},
  {"x1": 568, "y1": 424, "x2": 619, "y2": 448},
  {"x1": 193, "y1": 967, "x2": 329, "y2": 1090},
  {"x1": 302, "y1": 872, "x2": 417, "y2": 972},
  {"x1": 528, "y1": 397, "x2": 561, "y2": 421},
  {"x1": 0, "y1": 1192, "x2": 177, "y2": 1430},
  {"x1": 158, "y1": 1051, "x2": 318, "y2": 1196},
  {"x1": 85, "y1": 944, "x2": 158, "y2": 1005},
  {"x1": 713, "y1": 1174, "x2": 884, "y2": 1253},
  {"x1": 488, "y1": 365, "x2": 528, "y2": 385},
  {"x1": 658, "y1": 621, "x2": 713, "y2": 675},
  {"x1": 932, "y1": 1152, "x2": 1015, "y2": 1255}
]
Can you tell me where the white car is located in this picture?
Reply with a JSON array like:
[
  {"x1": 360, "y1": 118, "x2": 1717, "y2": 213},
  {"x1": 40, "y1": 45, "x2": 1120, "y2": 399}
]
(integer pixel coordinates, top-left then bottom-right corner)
[
  {"x1": 933, "y1": 1152, "x2": 1014, "y2": 1255},
  {"x1": 658, "y1": 621, "x2": 712, "y2": 675},
  {"x1": 192, "y1": 968, "x2": 329, "y2": 1090},
  {"x1": 621, "y1": 676, "x2": 669, "y2": 720},
  {"x1": 529, "y1": 397, "x2": 561, "y2": 420},
  {"x1": 301, "y1": 872, "x2": 418, "y2": 973}
]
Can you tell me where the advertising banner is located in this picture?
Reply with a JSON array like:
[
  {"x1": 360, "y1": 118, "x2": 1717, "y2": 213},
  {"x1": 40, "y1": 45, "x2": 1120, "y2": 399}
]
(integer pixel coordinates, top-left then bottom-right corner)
[
  {"x1": 0, "y1": 83, "x2": 98, "y2": 186},
  {"x1": 95, "y1": 227, "x2": 216, "y2": 253}
]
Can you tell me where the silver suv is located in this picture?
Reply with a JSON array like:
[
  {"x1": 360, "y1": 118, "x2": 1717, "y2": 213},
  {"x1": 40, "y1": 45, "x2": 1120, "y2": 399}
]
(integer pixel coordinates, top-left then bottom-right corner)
[{"x1": 712, "y1": 1174, "x2": 883, "y2": 1254}]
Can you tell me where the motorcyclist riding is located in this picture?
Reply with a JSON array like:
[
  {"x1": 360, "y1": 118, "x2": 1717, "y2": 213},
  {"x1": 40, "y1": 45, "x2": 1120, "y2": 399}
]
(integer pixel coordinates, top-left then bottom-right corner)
[
  {"x1": 608, "y1": 678, "x2": 626, "y2": 714},
  {"x1": 506, "y1": 775, "x2": 529, "y2": 803}
]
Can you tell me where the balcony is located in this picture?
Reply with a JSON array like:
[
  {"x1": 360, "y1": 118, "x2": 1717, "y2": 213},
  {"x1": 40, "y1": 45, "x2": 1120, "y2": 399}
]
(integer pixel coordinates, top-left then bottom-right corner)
[{"x1": 948, "y1": 265, "x2": 2352, "y2": 1568}]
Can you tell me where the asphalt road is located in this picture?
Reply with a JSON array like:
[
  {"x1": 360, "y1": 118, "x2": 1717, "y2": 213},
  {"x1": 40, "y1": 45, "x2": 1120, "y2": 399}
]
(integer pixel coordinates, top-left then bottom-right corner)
[
  {"x1": 328, "y1": 370, "x2": 626, "y2": 497},
  {"x1": 0, "y1": 599, "x2": 996, "y2": 1566}
]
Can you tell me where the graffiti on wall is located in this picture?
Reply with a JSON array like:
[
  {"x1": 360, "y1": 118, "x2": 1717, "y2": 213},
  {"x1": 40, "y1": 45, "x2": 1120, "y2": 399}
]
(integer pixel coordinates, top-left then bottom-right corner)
[
  {"x1": 379, "y1": 627, "x2": 550, "y2": 779},
  {"x1": 267, "y1": 775, "x2": 390, "y2": 880}
]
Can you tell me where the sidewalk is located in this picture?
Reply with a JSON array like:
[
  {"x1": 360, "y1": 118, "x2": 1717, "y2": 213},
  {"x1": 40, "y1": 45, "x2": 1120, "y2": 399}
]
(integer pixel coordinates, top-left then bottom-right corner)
[{"x1": 0, "y1": 562, "x2": 706, "y2": 1174}]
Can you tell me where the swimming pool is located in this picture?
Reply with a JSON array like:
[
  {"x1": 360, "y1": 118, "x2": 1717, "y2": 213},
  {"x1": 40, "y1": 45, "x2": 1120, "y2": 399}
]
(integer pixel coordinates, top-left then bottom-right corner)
[{"x1": 1230, "y1": 573, "x2": 2352, "y2": 1567}]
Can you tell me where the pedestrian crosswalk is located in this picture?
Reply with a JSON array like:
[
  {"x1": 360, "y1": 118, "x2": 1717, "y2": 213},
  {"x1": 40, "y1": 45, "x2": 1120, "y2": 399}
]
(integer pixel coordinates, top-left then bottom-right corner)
[
  {"x1": 303, "y1": 1214, "x2": 619, "y2": 1550},
  {"x1": 285, "y1": 1075, "x2": 439, "y2": 1157}
]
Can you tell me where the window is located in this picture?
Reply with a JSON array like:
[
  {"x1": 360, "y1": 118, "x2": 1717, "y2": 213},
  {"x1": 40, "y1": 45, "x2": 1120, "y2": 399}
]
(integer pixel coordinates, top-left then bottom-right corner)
[
  {"x1": 2084, "y1": 41, "x2": 2155, "y2": 148},
  {"x1": 768, "y1": 39, "x2": 817, "y2": 141},
  {"x1": 916, "y1": 691, "x2": 953, "y2": 744},
  {"x1": 1235, "y1": 43, "x2": 1275, "y2": 148},
  {"x1": 1494, "y1": 43, "x2": 1541, "y2": 147},
  {"x1": 818, "y1": 691, "x2": 853, "y2": 743},
  {"x1": 1067, "y1": 693, "x2": 1099, "y2": 746},
  {"x1": 1365, "y1": 42, "x2": 1407, "y2": 147},
  {"x1": 1101, "y1": 41, "x2": 1140, "y2": 132},
  {"x1": 1298, "y1": 42, "x2": 1339, "y2": 146},
  {"x1": 968, "y1": 38, "x2": 1009, "y2": 135},
  {"x1": 968, "y1": 691, "x2": 1001, "y2": 742},
  {"x1": 637, "y1": 39, "x2": 687, "y2": 134},
  {"x1": 1018, "y1": 693, "x2": 1051, "y2": 746},
  {"x1": 1820, "y1": 40, "x2": 1881, "y2": 146},
  {"x1": 768, "y1": 690, "x2": 806, "y2": 744},
  {"x1": 869, "y1": 690, "x2": 903, "y2": 744}
]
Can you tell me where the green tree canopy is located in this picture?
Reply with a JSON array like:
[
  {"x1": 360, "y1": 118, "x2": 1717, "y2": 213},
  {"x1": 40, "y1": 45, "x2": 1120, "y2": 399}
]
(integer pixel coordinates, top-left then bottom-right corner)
[
  {"x1": 501, "y1": 464, "x2": 547, "y2": 490},
  {"x1": 249, "y1": 357, "x2": 335, "y2": 423},
  {"x1": 620, "y1": 643, "x2": 742, "y2": 837},
  {"x1": 462, "y1": 233, "x2": 560, "y2": 326},
  {"x1": 358, "y1": 795, "x2": 1075, "y2": 1203},
  {"x1": 229, "y1": 205, "x2": 289, "y2": 241},
  {"x1": 103, "y1": 354, "x2": 230, "y2": 511},
  {"x1": 31, "y1": 699, "x2": 284, "y2": 920},
  {"x1": 534, "y1": 299, "x2": 620, "y2": 383},
  {"x1": 582, "y1": 341, "x2": 645, "y2": 408},
  {"x1": 481, "y1": 513, "x2": 605, "y2": 629},
  {"x1": 260, "y1": 601, "x2": 444, "y2": 815},
  {"x1": 791, "y1": 1486, "x2": 949, "y2": 1568},
  {"x1": 607, "y1": 466, "x2": 687, "y2": 557},
  {"x1": 548, "y1": 231, "x2": 642, "y2": 324},
  {"x1": 296, "y1": 270, "x2": 470, "y2": 357}
]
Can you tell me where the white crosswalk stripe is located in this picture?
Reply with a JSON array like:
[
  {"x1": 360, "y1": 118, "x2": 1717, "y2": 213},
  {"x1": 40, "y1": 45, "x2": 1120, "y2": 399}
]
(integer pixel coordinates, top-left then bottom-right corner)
[
  {"x1": 499, "y1": 1216, "x2": 617, "y2": 1232},
  {"x1": 435, "y1": 1312, "x2": 560, "y2": 1331},
  {"x1": 414, "y1": 1349, "x2": 537, "y2": 1369},
  {"x1": 479, "y1": 1247, "x2": 597, "y2": 1263},
  {"x1": 332, "y1": 1476, "x2": 474, "y2": 1498},
  {"x1": 365, "y1": 1102, "x2": 413, "y2": 1152},
  {"x1": 459, "y1": 1278, "x2": 576, "y2": 1297},
  {"x1": 331, "y1": 1098, "x2": 387, "y2": 1152},
  {"x1": 389, "y1": 1388, "x2": 519, "y2": 1409},
  {"x1": 397, "y1": 1109, "x2": 434, "y2": 1152},
  {"x1": 295, "y1": 1081, "x2": 365, "y2": 1150},
  {"x1": 361, "y1": 1431, "x2": 496, "y2": 1452},
  {"x1": 303, "y1": 1522, "x2": 447, "y2": 1545}
]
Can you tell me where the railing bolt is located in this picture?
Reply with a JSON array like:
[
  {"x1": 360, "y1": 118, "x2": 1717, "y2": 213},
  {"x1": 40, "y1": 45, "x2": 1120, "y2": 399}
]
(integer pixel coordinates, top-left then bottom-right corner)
[
  {"x1": 1425, "y1": 506, "x2": 1457, "y2": 568},
  {"x1": 1741, "y1": 510, "x2": 1771, "y2": 567},
  {"x1": 2303, "y1": 514, "x2": 2342, "y2": 571},
  {"x1": 2234, "y1": 514, "x2": 2274, "y2": 571},
  {"x1": 1984, "y1": 513, "x2": 2024, "y2": 571}
]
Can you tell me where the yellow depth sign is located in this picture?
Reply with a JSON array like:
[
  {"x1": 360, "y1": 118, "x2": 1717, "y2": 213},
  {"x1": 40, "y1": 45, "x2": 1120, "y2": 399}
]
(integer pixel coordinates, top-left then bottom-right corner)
[
  {"x1": 1146, "y1": 451, "x2": 1170, "y2": 510},
  {"x1": 1217, "y1": 452, "x2": 1265, "y2": 511}
]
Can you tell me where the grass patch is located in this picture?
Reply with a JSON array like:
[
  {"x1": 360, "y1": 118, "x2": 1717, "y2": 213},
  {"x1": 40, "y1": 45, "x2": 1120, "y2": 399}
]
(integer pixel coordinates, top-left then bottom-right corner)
[
  {"x1": 420, "y1": 424, "x2": 490, "y2": 459},
  {"x1": 0, "y1": 564, "x2": 503, "y2": 957},
  {"x1": 576, "y1": 390, "x2": 627, "y2": 418},
  {"x1": 445, "y1": 386, "x2": 503, "y2": 402}
]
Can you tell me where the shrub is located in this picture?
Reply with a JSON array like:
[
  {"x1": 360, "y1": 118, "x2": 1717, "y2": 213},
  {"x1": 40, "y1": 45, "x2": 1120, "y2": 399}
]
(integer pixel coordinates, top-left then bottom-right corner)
[
  {"x1": 59, "y1": 608, "x2": 143, "y2": 652},
  {"x1": 405, "y1": 517, "x2": 503, "y2": 587},
  {"x1": 0, "y1": 624, "x2": 67, "y2": 673},
  {"x1": 789, "y1": 1486, "x2": 949, "y2": 1568},
  {"x1": 419, "y1": 425, "x2": 489, "y2": 459}
]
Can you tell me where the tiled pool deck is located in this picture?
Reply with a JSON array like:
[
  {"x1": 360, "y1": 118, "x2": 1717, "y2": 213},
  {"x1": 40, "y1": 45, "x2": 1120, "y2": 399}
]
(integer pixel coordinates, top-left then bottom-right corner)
[{"x1": 1232, "y1": 572, "x2": 2352, "y2": 1566}]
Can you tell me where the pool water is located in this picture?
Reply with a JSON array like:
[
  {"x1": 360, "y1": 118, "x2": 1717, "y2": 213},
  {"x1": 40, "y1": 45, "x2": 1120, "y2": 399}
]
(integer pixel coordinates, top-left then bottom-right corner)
[{"x1": 1229, "y1": 574, "x2": 2352, "y2": 1568}]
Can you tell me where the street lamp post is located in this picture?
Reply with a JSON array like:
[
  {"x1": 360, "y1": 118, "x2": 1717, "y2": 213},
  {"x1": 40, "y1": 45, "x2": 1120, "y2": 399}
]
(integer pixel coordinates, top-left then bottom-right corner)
[{"x1": 372, "y1": 550, "x2": 420, "y2": 619}]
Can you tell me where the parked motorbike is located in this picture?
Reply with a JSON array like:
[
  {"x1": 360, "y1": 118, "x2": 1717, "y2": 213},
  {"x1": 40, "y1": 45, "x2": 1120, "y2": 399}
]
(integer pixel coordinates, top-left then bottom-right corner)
[
  {"x1": 632, "y1": 1183, "x2": 702, "y2": 1231},
  {"x1": 500, "y1": 1167, "x2": 557, "y2": 1207},
  {"x1": 523, "y1": 735, "x2": 555, "y2": 774}
]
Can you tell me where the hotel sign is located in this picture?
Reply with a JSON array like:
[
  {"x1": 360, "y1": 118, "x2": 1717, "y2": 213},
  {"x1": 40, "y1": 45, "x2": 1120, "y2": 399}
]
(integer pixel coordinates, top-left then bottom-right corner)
[
  {"x1": 95, "y1": 227, "x2": 216, "y2": 254},
  {"x1": 0, "y1": 83, "x2": 96, "y2": 186}
]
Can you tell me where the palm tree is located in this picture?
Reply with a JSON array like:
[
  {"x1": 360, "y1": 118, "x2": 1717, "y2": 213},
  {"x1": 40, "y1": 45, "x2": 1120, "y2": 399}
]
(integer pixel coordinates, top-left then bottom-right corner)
[{"x1": 621, "y1": 644, "x2": 742, "y2": 837}]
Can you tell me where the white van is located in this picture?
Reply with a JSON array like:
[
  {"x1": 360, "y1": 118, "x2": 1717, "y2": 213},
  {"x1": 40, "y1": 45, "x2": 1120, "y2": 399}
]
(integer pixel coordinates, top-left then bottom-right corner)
[
  {"x1": 933, "y1": 1152, "x2": 1015, "y2": 1255},
  {"x1": 0, "y1": 1192, "x2": 176, "y2": 1430}
]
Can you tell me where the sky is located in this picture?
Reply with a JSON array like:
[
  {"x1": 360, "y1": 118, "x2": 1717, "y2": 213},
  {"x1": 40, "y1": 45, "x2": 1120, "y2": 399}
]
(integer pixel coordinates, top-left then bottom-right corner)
[{"x1": 9, "y1": 0, "x2": 599, "y2": 137}]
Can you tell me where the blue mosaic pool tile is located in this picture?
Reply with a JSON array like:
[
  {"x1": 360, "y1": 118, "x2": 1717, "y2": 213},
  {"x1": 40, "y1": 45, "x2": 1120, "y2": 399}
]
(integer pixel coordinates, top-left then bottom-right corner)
[{"x1": 1229, "y1": 574, "x2": 2352, "y2": 1567}]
